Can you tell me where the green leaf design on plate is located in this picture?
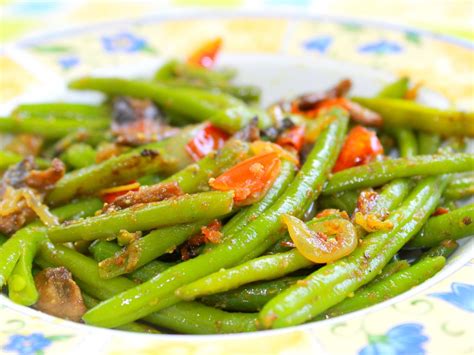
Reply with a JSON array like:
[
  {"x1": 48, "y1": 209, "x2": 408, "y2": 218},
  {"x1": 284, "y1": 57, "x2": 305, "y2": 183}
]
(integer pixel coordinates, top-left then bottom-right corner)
[
  {"x1": 405, "y1": 31, "x2": 422, "y2": 45},
  {"x1": 46, "y1": 335, "x2": 74, "y2": 342},
  {"x1": 31, "y1": 45, "x2": 71, "y2": 53}
]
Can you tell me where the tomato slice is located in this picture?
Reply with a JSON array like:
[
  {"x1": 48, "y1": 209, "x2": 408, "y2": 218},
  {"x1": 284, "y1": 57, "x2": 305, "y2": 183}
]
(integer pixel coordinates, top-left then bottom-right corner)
[
  {"x1": 187, "y1": 37, "x2": 222, "y2": 68},
  {"x1": 209, "y1": 152, "x2": 281, "y2": 205},
  {"x1": 276, "y1": 125, "x2": 305, "y2": 152},
  {"x1": 333, "y1": 125, "x2": 384, "y2": 172},
  {"x1": 282, "y1": 214, "x2": 358, "y2": 264},
  {"x1": 186, "y1": 123, "x2": 230, "y2": 161},
  {"x1": 100, "y1": 181, "x2": 140, "y2": 204}
]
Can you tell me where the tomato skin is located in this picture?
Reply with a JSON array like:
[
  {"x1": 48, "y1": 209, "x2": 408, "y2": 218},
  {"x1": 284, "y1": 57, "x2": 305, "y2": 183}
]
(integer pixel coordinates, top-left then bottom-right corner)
[
  {"x1": 333, "y1": 125, "x2": 384, "y2": 172},
  {"x1": 185, "y1": 123, "x2": 230, "y2": 161},
  {"x1": 209, "y1": 152, "x2": 281, "y2": 205},
  {"x1": 276, "y1": 125, "x2": 306, "y2": 152},
  {"x1": 187, "y1": 38, "x2": 222, "y2": 68},
  {"x1": 292, "y1": 97, "x2": 349, "y2": 118},
  {"x1": 101, "y1": 181, "x2": 140, "y2": 204}
]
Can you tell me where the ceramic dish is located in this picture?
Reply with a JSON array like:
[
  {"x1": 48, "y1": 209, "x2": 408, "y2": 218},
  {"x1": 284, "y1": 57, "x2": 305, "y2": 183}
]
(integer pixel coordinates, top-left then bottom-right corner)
[{"x1": 0, "y1": 10, "x2": 473, "y2": 355}]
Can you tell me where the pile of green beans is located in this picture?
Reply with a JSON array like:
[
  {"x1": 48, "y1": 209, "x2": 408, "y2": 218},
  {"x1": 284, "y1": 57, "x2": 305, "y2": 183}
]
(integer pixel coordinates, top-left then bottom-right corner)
[{"x1": 0, "y1": 61, "x2": 472, "y2": 336}]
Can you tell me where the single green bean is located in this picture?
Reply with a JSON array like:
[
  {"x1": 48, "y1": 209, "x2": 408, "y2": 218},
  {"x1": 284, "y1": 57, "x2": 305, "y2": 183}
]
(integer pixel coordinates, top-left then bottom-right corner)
[
  {"x1": 418, "y1": 132, "x2": 441, "y2": 155},
  {"x1": 0, "y1": 116, "x2": 109, "y2": 139},
  {"x1": 259, "y1": 175, "x2": 449, "y2": 328},
  {"x1": 37, "y1": 244, "x2": 257, "y2": 334},
  {"x1": 323, "y1": 153, "x2": 473, "y2": 194},
  {"x1": 95, "y1": 221, "x2": 205, "y2": 279},
  {"x1": 154, "y1": 60, "x2": 236, "y2": 83},
  {"x1": 176, "y1": 249, "x2": 313, "y2": 300},
  {"x1": 82, "y1": 293, "x2": 160, "y2": 333},
  {"x1": 443, "y1": 173, "x2": 474, "y2": 200},
  {"x1": 48, "y1": 191, "x2": 234, "y2": 243},
  {"x1": 352, "y1": 97, "x2": 474, "y2": 136},
  {"x1": 69, "y1": 77, "x2": 258, "y2": 132},
  {"x1": 317, "y1": 189, "x2": 360, "y2": 215},
  {"x1": 317, "y1": 256, "x2": 446, "y2": 319},
  {"x1": 60, "y1": 143, "x2": 96, "y2": 169},
  {"x1": 13, "y1": 102, "x2": 110, "y2": 120},
  {"x1": 366, "y1": 260, "x2": 410, "y2": 285},
  {"x1": 390, "y1": 128, "x2": 418, "y2": 158},
  {"x1": 408, "y1": 203, "x2": 474, "y2": 248},
  {"x1": 203, "y1": 159, "x2": 296, "y2": 253},
  {"x1": 46, "y1": 124, "x2": 201, "y2": 205},
  {"x1": 419, "y1": 240, "x2": 459, "y2": 260},
  {"x1": 200, "y1": 277, "x2": 301, "y2": 312},
  {"x1": 0, "y1": 234, "x2": 7, "y2": 245},
  {"x1": 81, "y1": 109, "x2": 348, "y2": 328},
  {"x1": 8, "y1": 230, "x2": 47, "y2": 305}
]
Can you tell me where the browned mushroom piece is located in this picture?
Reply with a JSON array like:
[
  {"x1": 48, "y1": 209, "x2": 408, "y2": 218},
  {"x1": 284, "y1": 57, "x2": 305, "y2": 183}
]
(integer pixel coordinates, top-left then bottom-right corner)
[
  {"x1": 25, "y1": 158, "x2": 65, "y2": 190},
  {"x1": 296, "y1": 78, "x2": 353, "y2": 111},
  {"x1": 34, "y1": 267, "x2": 87, "y2": 322},
  {"x1": 102, "y1": 181, "x2": 184, "y2": 212}
]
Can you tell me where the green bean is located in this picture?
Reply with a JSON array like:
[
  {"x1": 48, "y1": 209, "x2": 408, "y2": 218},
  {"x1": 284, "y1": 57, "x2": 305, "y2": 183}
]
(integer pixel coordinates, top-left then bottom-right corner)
[
  {"x1": 418, "y1": 132, "x2": 441, "y2": 155},
  {"x1": 82, "y1": 294, "x2": 160, "y2": 333},
  {"x1": 60, "y1": 143, "x2": 96, "y2": 169},
  {"x1": 352, "y1": 97, "x2": 474, "y2": 136},
  {"x1": 69, "y1": 77, "x2": 259, "y2": 132},
  {"x1": 0, "y1": 116, "x2": 109, "y2": 139},
  {"x1": 376, "y1": 77, "x2": 409, "y2": 99},
  {"x1": 0, "y1": 151, "x2": 50, "y2": 171},
  {"x1": 316, "y1": 256, "x2": 446, "y2": 319},
  {"x1": 443, "y1": 173, "x2": 474, "y2": 200},
  {"x1": 12, "y1": 103, "x2": 110, "y2": 120},
  {"x1": 154, "y1": 60, "x2": 236, "y2": 83},
  {"x1": 0, "y1": 232, "x2": 24, "y2": 286},
  {"x1": 419, "y1": 240, "x2": 459, "y2": 260},
  {"x1": 8, "y1": 230, "x2": 47, "y2": 305},
  {"x1": 48, "y1": 191, "x2": 234, "y2": 243},
  {"x1": 203, "y1": 159, "x2": 296, "y2": 253},
  {"x1": 0, "y1": 234, "x2": 7, "y2": 245},
  {"x1": 317, "y1": 189, "x2": 360, "y2": 215},
  {"x1": 95, "y1": 222, "x2": 204, "y2": 279},
  {"x1": 46, "y1": 124, "x2": 201, "y2": 205},
  {"x1": 162, "y1": 138, "x2": 251, "y2": 193},
  {"x1": 366, "y1": 260, "x2": 410, "y2": 285},
  {"x1": 81, "y1": 109, "x2": 348, "y2": 328},
  {"x1": 259, "y1": 175, "x2": 449, "y2": 328},
  {"x1": 176, "y1": 249, "x2": 313, "y2": 300},
  {"x1": 408, "y1": 203, "x2": 474, "y2": 248},
  {"x1": 323, "y1": 153, "x2": 473, "y2": 194},
  {"x1": 200, "y1": 277, "x2": 301, "y2": 312},
  {"x1": 37, "y1": 244, "x2": 257, "y2": 334},
  {"x1": 390, "y1": 128, "x2": 418, "y2": 158}
]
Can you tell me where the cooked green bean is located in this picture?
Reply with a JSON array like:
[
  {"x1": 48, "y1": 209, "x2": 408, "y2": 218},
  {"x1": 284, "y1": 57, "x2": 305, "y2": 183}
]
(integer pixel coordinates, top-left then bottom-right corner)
[
  {"x1": 47, "y1": 191, "x2": 234, "y2": 243},
  {"x1": 317, "y1": 189, "x2": 360, "y2": 215},
  {"x1": 46, "y1": 124, "x2": 201, "y2": 205},
  {"x1": 376, "y1": 77, "x2": 409, "y2": 99},
  {"x1": 418, "y1": 132, "x2": 441, "y2": 155},
  {"x1": 69, "y1": 77, "x2": 261, "y2": 132},
  {"x1": 200, "y1": 277, "x2": 301, "y2": 312},
  {"x1": 176, "y1": 249, "x2": 313, "y2": 300},
  {"x1": 323, "y1": 153, "x2": 472, "y2": 194},
  {"x1": 155, "y1": 59, "x2": 236, "y2": 83},
  {"x1": 390, "y1": 128, "x2": 418, "y2": 158},
  {"x1": 419, "y1": 240, "x2": 459, "y2": 260},
  {"x1": 259, "y1": 175, "x2": 449, "y2": 328},
  {"x1": 96, "y1": 222, "x2": 205, "y2": 279},
  {"x1": 352, "y1": 97, "x2": 474, "y2": 136},
  {"x1": 60, "y1": 143, "x2": 96, "y2": 169},
  {"x1": 13, "y1": 103, "x2": 110, "y2": 120},
  {"x1": 443, "y1": 173, "x2": 474, "y2": 200},
  {"x1": 0, "y1": 116, "x2": 109, "y2": 139},
  {"x1": 366, "y1": 260, "x2": 410, "y2": 285},
  {"x1": 316, "y1": 256, "x2": 446, "y2": 319},
  {"x1": 81, "y1": 109, "x2": 348, "y2": 328},
  {"x1": 408, "y1": 203, "x2": 474, "y2": 248}
]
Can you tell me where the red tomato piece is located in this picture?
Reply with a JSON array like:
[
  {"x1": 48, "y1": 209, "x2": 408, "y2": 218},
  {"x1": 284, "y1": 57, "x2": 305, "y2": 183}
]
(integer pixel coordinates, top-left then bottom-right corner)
[
  {"x1": 209, "y1": 152, "x2": 281, "y2": 205},
  {"x1": 333, "y1": 125, "x2": 384, "y2": 172},
  {"x1": 292, "y1": 97, "x2": 349, "y2": 118},
  {"x1": 187, "y1": 38, "x2": 222, "y2": 68},
  {"x1": 276, "y1": 125, "x2": 306, "y2": 152},
  {"x1": 185, "y1": 123, "x2": 230, "y2": 161}
]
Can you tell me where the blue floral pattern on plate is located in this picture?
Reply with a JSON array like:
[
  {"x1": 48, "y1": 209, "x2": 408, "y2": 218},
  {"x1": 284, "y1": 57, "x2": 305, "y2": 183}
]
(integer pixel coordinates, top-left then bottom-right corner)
[
  {"x1": 58, "y1": 56, "x2": 80, "y2": 70},
  {"x1": 3, "y1": 333, "x2": 52, "y2": 355},
  {"x1": 101, "y1": 32, "x2": 148, "y2": 53},
  {"x1": 358, "y1": 40, "x2": 403, "y2": 54},
  {"x1": 430, "y1": 282, "x2": 474, "y2": 312},
  {"x1": 359, "y1": 323, "x2": 429, "y2": 355},
  {"x1": 303, "y1": 35, "x2": 333, "y2": 53}
]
